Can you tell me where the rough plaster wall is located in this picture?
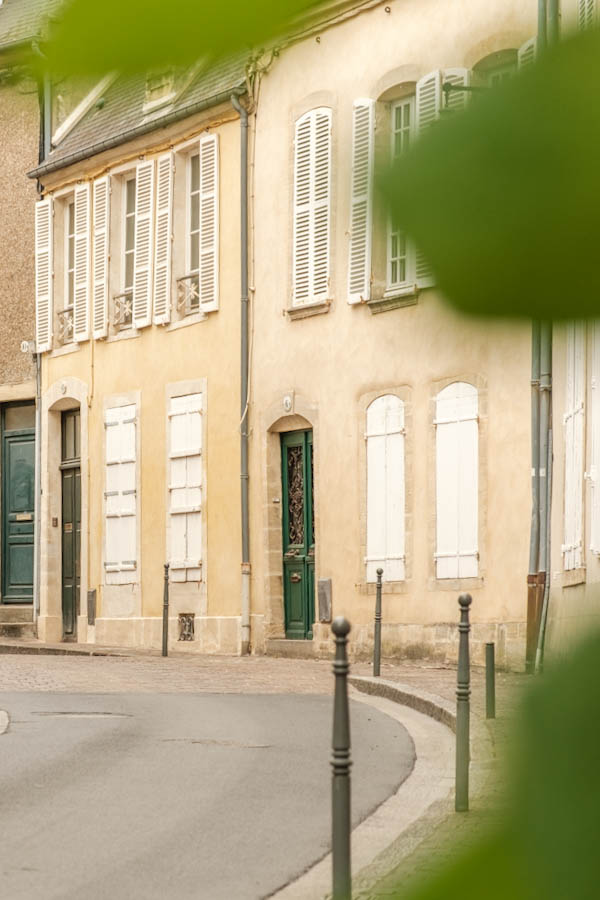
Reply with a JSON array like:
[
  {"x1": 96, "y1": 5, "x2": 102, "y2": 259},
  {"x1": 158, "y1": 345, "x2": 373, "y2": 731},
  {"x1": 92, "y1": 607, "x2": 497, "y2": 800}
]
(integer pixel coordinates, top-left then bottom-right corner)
[{"x1": 0, "y1": 79, "x2": 38, "y2": 386}]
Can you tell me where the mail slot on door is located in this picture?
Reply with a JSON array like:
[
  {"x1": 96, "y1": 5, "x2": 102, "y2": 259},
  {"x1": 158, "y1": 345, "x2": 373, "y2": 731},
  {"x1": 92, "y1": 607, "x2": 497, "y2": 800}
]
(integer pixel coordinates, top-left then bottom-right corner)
[
  {"x1": 64, "y1": 522, "x2": 73, "y2": 533},
  {"x1": 290, "y1": 573, "x2": 302, "y2": 583},
  {"x1": 16, "y1": 513, "x2": 32, "y2": 522}
]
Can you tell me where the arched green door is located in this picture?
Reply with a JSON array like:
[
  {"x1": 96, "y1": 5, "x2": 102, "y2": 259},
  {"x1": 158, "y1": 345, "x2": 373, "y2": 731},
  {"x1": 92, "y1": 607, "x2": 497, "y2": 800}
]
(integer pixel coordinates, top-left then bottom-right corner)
[{"x1": 281, "y1": 430, "x2": 315, "y2": 639}]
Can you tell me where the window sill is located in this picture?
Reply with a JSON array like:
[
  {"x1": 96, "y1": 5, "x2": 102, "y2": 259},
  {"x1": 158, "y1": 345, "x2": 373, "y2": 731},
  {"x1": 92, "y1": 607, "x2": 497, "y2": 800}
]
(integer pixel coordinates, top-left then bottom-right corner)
[
  {"x1": 368, "y1": 286, "x2": 419, "y2": 315},
  {"x1": 49, "y1": 342, "x2": 81, "y2": 358},
  {"x1": 166, "y1": 310, "x2": 208, "y2": 332},
  {"x1": 286, "y1": 300, "x2": 331, "y2": 321},
  {"x1": 106, "y1": 327, "x2": 141, "y2": 344},
  {"x1": 359, "y1": 580, "x2": 409, "y2": 595},
  {"x1": 562, "y1": 567, "x2": 586, "y2": 588},
  {"x1": 428, "y1": 575, "x2": 484, "y2": 592}
]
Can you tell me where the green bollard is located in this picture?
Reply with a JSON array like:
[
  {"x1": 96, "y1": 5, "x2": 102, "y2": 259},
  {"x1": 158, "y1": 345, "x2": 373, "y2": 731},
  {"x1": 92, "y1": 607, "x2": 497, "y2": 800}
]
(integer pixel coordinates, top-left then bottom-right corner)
[
  {"x1": 162, "y1": 563, "x2": 170, "y2": 657},
  {"x1": 486, "y1": 642, "x2": 496, "y2": 719},
  {"x1": 331, "y1": 616, "x2": 352, "y2": 900},
  {"x1": 373, "y1": 568, "x2": 383, "y2": 677},
  {"x1": 455, "y1": 593, "x2": 472, "y2": 812}
]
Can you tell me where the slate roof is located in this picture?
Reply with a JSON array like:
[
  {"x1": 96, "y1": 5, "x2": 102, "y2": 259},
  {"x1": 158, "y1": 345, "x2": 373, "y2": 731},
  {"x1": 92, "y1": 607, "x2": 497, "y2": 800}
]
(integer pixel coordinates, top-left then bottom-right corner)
[
  {"x1": 41, "y1": 54, "x2": 248, "y2": 173},
  {"x1": 0, "y1": 0, "x2": 57, "y2": 51}
]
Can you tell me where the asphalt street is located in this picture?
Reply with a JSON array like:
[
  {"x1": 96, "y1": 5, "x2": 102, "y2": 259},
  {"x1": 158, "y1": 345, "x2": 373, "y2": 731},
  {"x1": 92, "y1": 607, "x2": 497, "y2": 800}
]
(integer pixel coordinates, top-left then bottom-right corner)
[{"x1": 0, "y1": 691, "x2": 415, "y2": 899}]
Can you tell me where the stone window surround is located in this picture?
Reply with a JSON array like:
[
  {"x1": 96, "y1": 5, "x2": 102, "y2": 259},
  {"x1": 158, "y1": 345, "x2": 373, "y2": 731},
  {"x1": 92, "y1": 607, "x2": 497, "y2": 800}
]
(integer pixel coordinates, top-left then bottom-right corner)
[{"x1": 427, "y1": 373, "x2": 488, "y2": 592}]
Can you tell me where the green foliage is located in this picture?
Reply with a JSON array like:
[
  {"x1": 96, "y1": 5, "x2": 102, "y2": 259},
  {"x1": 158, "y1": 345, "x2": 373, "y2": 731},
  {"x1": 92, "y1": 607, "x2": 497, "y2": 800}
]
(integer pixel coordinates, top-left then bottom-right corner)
[
  {"x1": 383, "y1": 28, "x2": 600, "y2": 320},
  {"x1": 387, "y1": 628, "x2": 600, "y2": 899},
  {"x1": 43, "y1": 0, "x2": 320, "y2": 75}
]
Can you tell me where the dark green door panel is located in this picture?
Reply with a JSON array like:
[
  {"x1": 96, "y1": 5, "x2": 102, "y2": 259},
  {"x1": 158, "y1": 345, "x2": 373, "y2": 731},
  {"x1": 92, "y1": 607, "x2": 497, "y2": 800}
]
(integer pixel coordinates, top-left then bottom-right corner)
[
  {"x1": 2, "y1": 425, "x2": 35, "y2": 603},
  {"x1": 281, "y1": 430, "x2": 315, "y2": 640},
  {"x1": 61, "y1": 410, "x2": 81, "y2": 640}
]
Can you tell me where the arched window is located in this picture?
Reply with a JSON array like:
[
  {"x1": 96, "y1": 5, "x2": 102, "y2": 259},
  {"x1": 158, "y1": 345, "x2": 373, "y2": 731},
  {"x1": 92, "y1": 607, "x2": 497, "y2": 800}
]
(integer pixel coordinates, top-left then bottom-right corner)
[
  {"x1": 435, "y1": 382, "x2": 478, "y2": 579},
  {"x1": 366, "y1": 394, "x2": 405, "y2": 582}
]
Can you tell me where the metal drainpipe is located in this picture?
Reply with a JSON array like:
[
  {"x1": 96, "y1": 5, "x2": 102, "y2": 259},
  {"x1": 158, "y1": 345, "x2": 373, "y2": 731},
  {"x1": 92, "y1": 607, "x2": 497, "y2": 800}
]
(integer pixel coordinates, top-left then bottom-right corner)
[
  {"x1": 537, "y1": 322, "x2": 552, "y2": 645},
  {"x1": 231, "y1": 93, "x2": 251, "y2": 655},
  {"x1": 527, "y1": 322, "x2": 541, "y2": 671}
]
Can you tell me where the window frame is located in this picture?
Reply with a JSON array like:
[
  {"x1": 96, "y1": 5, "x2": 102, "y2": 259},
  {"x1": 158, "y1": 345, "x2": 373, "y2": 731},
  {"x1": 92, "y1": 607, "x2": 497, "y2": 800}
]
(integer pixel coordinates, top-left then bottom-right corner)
[{"x1": 386, "y1": 95, "x2": 416, "y2": 293}]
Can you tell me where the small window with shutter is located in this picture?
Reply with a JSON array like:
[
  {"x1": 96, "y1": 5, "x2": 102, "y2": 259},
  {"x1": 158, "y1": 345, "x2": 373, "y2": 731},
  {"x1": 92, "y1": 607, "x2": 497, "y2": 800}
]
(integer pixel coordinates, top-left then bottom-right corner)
[
  {"x1": 579, "y1": 0, "x2": 596, "y2": 31},
  {"x1": 387, "y1": 96, "x2": 415, "y2": 292},
  {"x1": 104, "y1": 404, "x2": 138, "y2": 584},
  {"x1": 365, "y1": 395, "x2": 406, "y2": 582},
  {"x1": 111, "y1": 174, "x2": 136, "y2": 331},
  {"x1": 292, "y1": 108, "x2": 332, "y2": 307},
  {"x1": 58, "y1": 199, "x2": 75, "y2": 344},
  {"x1": 563, "y1": 322, "x2": 586, "y2": 571},
  {"x1": 168, "y1": 393, "x2": 203, "y2": 582},
  {"x1": 435, "y1": 382, "x2": 479, "y2": 579}
]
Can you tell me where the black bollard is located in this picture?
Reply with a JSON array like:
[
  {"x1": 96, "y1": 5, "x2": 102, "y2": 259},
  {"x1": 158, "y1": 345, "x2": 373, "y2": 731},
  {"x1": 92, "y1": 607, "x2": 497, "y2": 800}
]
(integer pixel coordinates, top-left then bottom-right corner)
[
  {"x1": 162, "y1": 563, "x2": 170, "y2": 657},
  {"x1": 455, "y1": 593, "x2": 472, "y2": 812},
  {"x1": 486, "y1": 642, "x2": 496, "y2": 719},
  {"x1": 373, "y1": 568, "x2": 383, "y2": 677},
  {"x1": 331, "y1": 616, "x2": 352, "y2": 900}
]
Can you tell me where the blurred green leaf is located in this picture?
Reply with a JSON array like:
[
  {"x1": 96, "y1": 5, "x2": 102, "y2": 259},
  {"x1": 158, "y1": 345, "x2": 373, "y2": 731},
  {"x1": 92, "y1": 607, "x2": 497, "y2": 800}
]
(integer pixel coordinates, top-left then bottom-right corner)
[
  {"x1": 386, "y1": 626, "x2": 600, "y2": 900},
  {"x1": 384, "y1": 29, "x2": 600, "y2": 319},
  {"x1": 44, "y1": 0, "x2": 320, "y2": 76}
]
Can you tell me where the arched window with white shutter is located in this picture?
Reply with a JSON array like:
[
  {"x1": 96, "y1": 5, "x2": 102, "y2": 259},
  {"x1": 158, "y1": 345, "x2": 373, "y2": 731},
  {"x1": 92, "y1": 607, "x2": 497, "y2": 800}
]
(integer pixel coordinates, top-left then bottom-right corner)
[
  {"x1": 435, "y1": 382, "x2": 478, "y2": 579},
  {"x1": 365, "y1": 394, "x2": 405, "y2": 582}
]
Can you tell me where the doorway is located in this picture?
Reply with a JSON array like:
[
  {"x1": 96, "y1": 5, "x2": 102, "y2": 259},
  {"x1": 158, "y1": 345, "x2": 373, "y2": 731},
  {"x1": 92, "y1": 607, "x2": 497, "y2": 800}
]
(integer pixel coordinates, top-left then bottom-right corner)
[
  {"x1": 281, "y1": 430, "x2": 315, "y2": 639},
  {"x1": 1, "y1": 403, "x2": 35, "y2": 604},
  {"x1": 61, "y1": 409, "x2": 81, "y2": 639}
]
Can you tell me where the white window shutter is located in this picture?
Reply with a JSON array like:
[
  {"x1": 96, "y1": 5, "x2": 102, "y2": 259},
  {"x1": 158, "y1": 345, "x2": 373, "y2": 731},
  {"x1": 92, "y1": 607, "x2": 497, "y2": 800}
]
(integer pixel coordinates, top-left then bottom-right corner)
[
  {"x1": 366, "y1": 395, "x2": 405, "y2": 582},
  {"x1": 293, "y1": 108, "x2": 332, "y2": 306},
  {"x1": 199, "y1": 135, "x2": 219, "y2": 312},
  {"x1": 563, "y1": 323, "x2": 586, "y2": 569},
  {"x1": 579, "y1": 0, "x2": 596, "y2": 30},
  {"x1": 35, "y1": 198, "x2": 53, "y2": 353},
  {"x1": 73, "y1": 183, "x2": 91, "y2": 342},
  {"x1": 153, "y1": 153, "x2": 173, "y2": 324},
  {"x1": 435, "y1": 383, "x2": 478, "y2": 579},
  {"x1": 133, "y1": 160, "x2": 155, "y2": 328},
  {"x1": 169, "y1": 393, "x2": 203, "y2": 581},
  {"x1": 414, "y1": 72, "x2": 441, "y2": 289},
  {"x1": 518, "y1": 37, "x2": 537, "y2": 69},
  {"x1": 443, "y1": 68, "x2": 471, "y2": 113},
  {"x1": 105, "y1": 404, "x2": 137, "y2": 579},
  {"x1": 590, "y1": 323, "x2": 600, "y2": 552},
  {"x1": 348, "y1": 99, "x2": 375, "y2": 304},
  {"x1": 92, "y1": 176, "x2": 110, "y2": 339}
]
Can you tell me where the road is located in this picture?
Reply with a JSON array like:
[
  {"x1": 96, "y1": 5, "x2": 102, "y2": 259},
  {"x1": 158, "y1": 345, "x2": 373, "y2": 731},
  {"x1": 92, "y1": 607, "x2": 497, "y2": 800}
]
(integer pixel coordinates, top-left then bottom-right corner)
[{"x1": 0, "y1": 691, "x2": 414, "y2": 899}]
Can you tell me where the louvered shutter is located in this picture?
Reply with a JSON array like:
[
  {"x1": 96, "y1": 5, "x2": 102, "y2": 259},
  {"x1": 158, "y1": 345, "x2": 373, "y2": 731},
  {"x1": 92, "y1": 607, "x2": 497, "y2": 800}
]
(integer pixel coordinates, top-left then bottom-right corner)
[
  {"x1": 293, "y1": 108, "x2": 332, "y2": 306},
  {"x1": 563, "y1": 323, "x2": 586, "y2": 569},
  {"x1": 92, "y1": 177, "x2": 110, "y2": 339},
  {"x1": 73, "y1": 183, "x2": 90, "y2": 342},
  {"x1": 590, "y1": 322, "x2": 600, "y2": 552},
  {"x1": 153, "y1": 153, "x2": 173, "y2": 324},
  {"x1": 35, "y1": 198, "x2": 53, "y2": 353},
  {"x1": 199, "y1": 135, "x2": 219, "y2": 311},
  {"x1": 415, "y1": 73, "x2": 441, "y2": 288},
  {"x1": 348, "y1": 99, "x2": 375, "y2": 304},
  {"x1": 579, "y1": 0, "x2": 595, "y2": 30},
  {"x1": 443, "y1": 68, "x2": 471, "y2": 112},
  {"x1": 435, "y1": 383, "x2": 478, "y2": 579},
  {"x1": 133, "y1": 160, "x2": 155, "y2": 328},
  {"x1": 518, "y1": 37, "x2": 537, "y2": 69},
  {"x1": 169, "y1": 393, "x2": 202, "y2": 581},
  {"x1": 105, "y1": 404, "x2": 137, "y2": 580},
  {"x1": 366, "y1": 395, "x2": 405, "y2": 582}
]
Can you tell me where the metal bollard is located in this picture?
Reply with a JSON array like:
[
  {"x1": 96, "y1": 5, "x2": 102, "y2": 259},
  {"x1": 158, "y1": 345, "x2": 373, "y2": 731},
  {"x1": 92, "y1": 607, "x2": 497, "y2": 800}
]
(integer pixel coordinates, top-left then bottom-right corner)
[
  {"x1": 373, "y1": 568, "x2": 383, "y2": 677},
  {"x1": 331, "y1": 616, "x2": 352, "y2": 900},
  {"x1": 455, "y1": 593, "x2": 472, "y2": 812},
  {"x1": 162, "y1": 563, "x2": 170, "y2": 657},
  {"x1": 486, "y1": 642, "x2": 496, "y2": 719}
]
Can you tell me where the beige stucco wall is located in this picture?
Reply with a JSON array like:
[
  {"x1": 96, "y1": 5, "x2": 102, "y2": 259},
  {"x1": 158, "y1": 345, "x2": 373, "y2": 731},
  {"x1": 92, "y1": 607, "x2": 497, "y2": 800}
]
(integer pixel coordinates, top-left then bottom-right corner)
[
  {"x1": 38, "y1": 109, "x2": 242, "y2": 652},
  {"x1": 248, "y1": 0, "x2": 537, "y2": 668},
  {"x1": 0, "y1": 78, "x2": 37, "y2": 392}
]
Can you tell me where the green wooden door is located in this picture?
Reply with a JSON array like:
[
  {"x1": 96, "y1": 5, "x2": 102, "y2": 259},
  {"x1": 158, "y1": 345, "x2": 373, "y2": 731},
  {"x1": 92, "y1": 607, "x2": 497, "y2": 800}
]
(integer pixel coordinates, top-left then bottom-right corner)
[
  {"x1": 61, "y1": 410, "x2": 81, "y2": 639},
  {"x1": 281, "y1": 430, "x2": 315, "y2": 639},
  {"x1": 2, "y1": 406, "x2": 35, "y2": 604}
]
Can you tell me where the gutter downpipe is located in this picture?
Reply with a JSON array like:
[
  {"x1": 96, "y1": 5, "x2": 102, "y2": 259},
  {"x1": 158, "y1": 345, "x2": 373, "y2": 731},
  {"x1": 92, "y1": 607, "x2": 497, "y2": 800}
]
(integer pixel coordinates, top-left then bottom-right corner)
[
  {"x1": 535, "y1": 0, "x2": 559, "y2": 672},
  {"x1": 231, "y1": 93, "x2": 251, "y2": 655}
]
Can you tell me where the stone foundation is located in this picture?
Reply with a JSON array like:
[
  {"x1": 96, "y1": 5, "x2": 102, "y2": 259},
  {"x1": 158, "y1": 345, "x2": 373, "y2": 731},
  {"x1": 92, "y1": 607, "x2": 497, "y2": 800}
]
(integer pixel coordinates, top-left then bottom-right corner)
[{"x1": 94, "y1": 615, "x2": 242, "y2": 655}]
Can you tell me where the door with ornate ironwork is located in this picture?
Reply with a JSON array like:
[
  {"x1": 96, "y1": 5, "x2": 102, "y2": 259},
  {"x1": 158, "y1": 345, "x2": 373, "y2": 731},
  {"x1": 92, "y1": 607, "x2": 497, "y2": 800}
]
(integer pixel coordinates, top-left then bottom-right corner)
[{"x1": 281, "y1": 430, "x2": 314, "y2": 639}]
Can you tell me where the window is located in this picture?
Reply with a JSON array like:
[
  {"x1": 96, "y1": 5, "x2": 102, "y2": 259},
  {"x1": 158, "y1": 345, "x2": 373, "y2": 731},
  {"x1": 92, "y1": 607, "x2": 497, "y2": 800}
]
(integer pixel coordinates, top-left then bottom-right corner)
[
  {"x1": 563, "y1": 322, "x2": 586, "y2": 570},
  {"x1": 590, "y1": 322, "x2": 600, "y2": 553},
  {"x1": 104, "y1": 404, "x2": 137, "y2": 583},
  {"x1": 186, "y1": 151, "x2": 200, "y2": 312},
  {"x1": 292, "y1": 108, "x2": 332, "y2": 307},
  {"x1": 114, "y1": 176, "x2": 136, "y2": 329},
  {"x1": 58, "y1": 200, "x2": 75, "y2": 343},
  {"x1": 168, "y1": 393, "x2": 203, "y2": 581},
  {"x1": 387, "y1": 97, "x2": 415, "y2": 290},
  {"x1": 486, "y1": 63, "x2": 517, "y2": 88},
  {"x1": 579, "y1": 0, "x2": 596, "y2": 30},
  {"x1": 366, "y1": 395, "x2": 405, "y2": 582},
  {"x1": 435, "y1": 382, "x2": 478, "y2": 579}
]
